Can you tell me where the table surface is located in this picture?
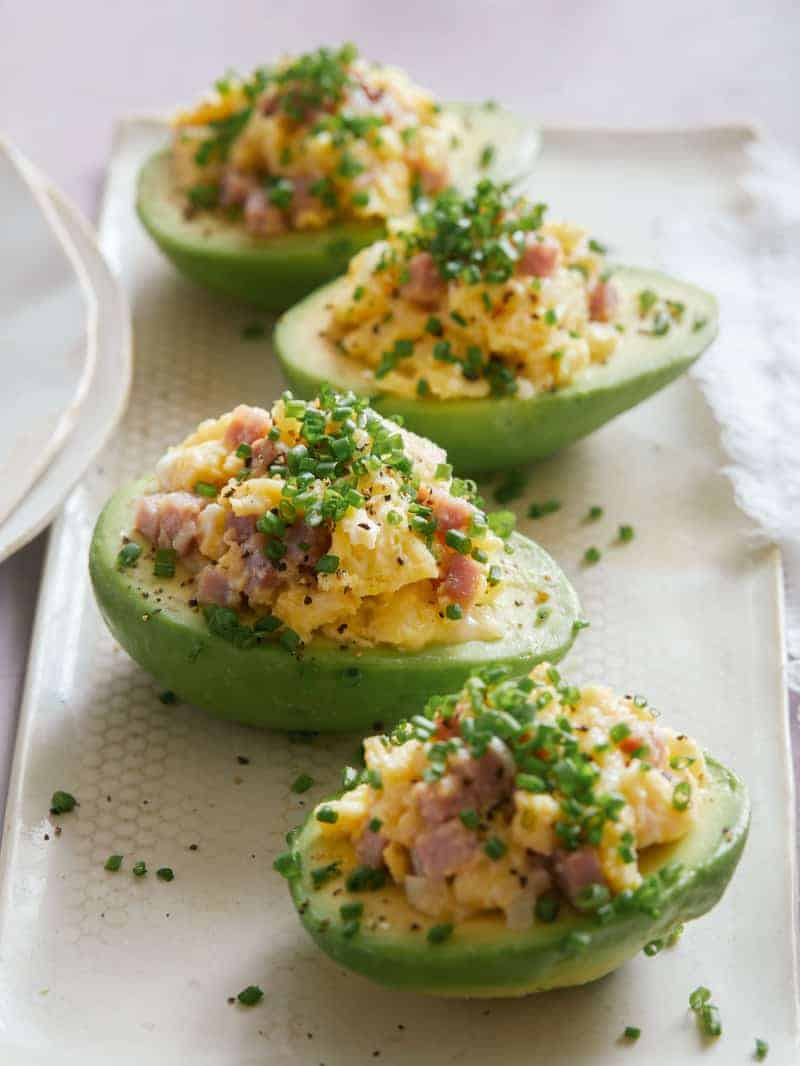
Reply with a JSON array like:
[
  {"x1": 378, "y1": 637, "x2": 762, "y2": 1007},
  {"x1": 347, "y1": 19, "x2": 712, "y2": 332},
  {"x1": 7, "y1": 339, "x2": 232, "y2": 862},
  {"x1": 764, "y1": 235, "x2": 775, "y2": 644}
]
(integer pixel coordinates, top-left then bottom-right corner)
[{"x1": 0, "y1": 0, "x2": 797, "y2": 829}]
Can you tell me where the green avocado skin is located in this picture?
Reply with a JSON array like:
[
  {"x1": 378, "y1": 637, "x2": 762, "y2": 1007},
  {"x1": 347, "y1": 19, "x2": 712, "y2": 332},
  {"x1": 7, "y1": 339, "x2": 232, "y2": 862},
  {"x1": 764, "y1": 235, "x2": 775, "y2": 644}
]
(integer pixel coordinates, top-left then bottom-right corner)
[
  {"x1": 274, "y1": 267, "x2": 719, "y2": 474},
  {"x1": 135, "y1": 103, "x2": 539, "y2": 313},
  {"x1": 89, "y1": 480, "x2": 580, "y2": 732},
  {"x1": 136, "y1": 158, "x2": 384, "y2": 312},
  {"x1": 286, "y1": 758, "x2": 748, "y2": 996}
]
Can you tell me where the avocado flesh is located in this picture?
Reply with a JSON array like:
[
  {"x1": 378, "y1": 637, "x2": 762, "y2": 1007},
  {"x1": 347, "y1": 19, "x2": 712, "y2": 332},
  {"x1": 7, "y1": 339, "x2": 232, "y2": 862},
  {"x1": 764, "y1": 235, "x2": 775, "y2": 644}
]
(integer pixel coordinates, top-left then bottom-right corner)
[
  {"x1": 136, "y1": 103, "x2": 540, "y2": 312},
  {"x1": 286, "y1": 758, "x2": 748, "y2": 997},
  {"x1": 274, "y1": 267, "x2": 718, "y2": 473},
  {"x1": 89, "y1": 478, "x2": 580, "y2": 732}
]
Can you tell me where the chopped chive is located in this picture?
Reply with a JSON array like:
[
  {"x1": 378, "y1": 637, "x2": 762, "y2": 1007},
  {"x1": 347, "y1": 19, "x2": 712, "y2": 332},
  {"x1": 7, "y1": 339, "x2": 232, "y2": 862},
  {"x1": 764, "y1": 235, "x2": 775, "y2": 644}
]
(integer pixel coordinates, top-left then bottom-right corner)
[
  {"x1": 434, "y1": 462, "x2": 453, "y2": 480},
  {"x1": 291, "y1": 773, "x2": 314, "y2": 794},
  {"x1": 194, "y1": 481, "x2": 217, "y2": 498},
  {"x1": 346, "y1": 865, "x2": 387, "y2": 892},
  {"x1": 484, "y1": 836, "x2": 507, "y2": 861},
  {"x1": 572, "y1": 619, "x2": 590, "y2": 633},
  {"x1": 755, "y1": 1038, "x2": 769, "y2": 1060},
  {"x1": 672, "y1": 781, "x2": 691, "y2": 811},
  {"x1": 459, "y1": 809, "x2": 480, "y2": 830},
  {"x1": 446, "y1": 603, "x2": 463, "y2": 620},
  {"x1": 368, "y1": 817, "x2": 383, "y2": 833},
  {"x1": 623, "y1": 1026, "x2": 641, "y2": 1041},
  {"x1": 132, "y1": 860, "x2": 147, "y2": 877},
  {"x1": 416, "y1": 377, "x2": 431, "y2": 397},
  {"x1": 157, "y1": 867, "x2": 175, "y2": 882},
  {"x1": 340, "y1": 901, "x2": 364, "y2": 920},
  {"x1": 618, "y1": 524, "x2": 634, "y2": 543},
  {"x1": 543, "y1": 308, "x2": 558, "y2": 326},
  {"x1": 689, "y1": 986, "x2": 712, "y2": 1011},
  {"x1": 104, "y1": 854, "x2": 124, "y2": 872},
  {"x1": 494, "y1": 469, "x2": 526, "y2": 504},
  {"x1": 237, "y1": 985, "x2": 264, "y2": 1006},
  {"x1": 427, "y1": 922, "x2": 454, "y2": 944},
  {"x1": 159, "y1": 690, "x2": 177, "y2": 705},
  {"x1": 279, "y1": 628, "x2": 302, "y2": 653},
  {"x1": 643, "y1": 938, "x2": 663, "y2": 956},
  {"x1": 586, "y1": 505, "x2": 603, "y2": 521},
  {"x1": 153, "y1": 548, "x2": 177, "y2": 579},
  {"x1": 534, "y1": 893, "x2": 560, "y2": 923},
  {"x1": 589, "y1": 238, "x2": 608, "y2": 254},
  {"x1": 527, "y1": 499, "x2": 560, "y2": 519},
  {"x1": 479, "y1": 143, "x2": 496, "y2": 169},
  {"x1": 49, "y1": 790, "x2": 77, "y2": 815},
  {"x1": 315, "y1": 554, "x2": 340, "y2": 574},
  {"x1": 444, "y1": 529, "x2": 472, "y2": 554},
  {"x1": 639, "y1": 289, "x2": 658, "y2": 315},
  {"x1": 316, "y1": 806, "x2": 338, "y2": 824},
  {"x1": 583, "y1": 546, "x2": 601, "y2": 565},
  {"x1": 610, "y1": 722, "x2": 631, "y2": 743},
  {"x1": 272, "y1": 851, "x2": 299, "y2": 878},
  {"x1": 116, "y1": 542, "x2": 141, "y2": 568},
  {"x1": 311, "y1": 861, "x2": 341, "y2": 889},
  {"x1": 236, "y1": 442, "x2": 252, "y2": 460}
]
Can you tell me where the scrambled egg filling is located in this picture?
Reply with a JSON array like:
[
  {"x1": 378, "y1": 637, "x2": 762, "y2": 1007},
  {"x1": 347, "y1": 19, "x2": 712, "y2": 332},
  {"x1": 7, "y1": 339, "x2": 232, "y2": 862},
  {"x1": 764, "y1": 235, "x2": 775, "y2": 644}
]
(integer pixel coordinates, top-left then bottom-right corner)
[
  {"x1": 172, "y1": 43, "x2": 457, "y2": 231},
  {"x1": 324, "y1": 179, "x2": 630, "y2": 400},
  {"x1": 316, "y1": 663, "x2": 707, "y2": 926},
  {"x1": 133, "y1": 390, "x2": 507, "y2": 650}
]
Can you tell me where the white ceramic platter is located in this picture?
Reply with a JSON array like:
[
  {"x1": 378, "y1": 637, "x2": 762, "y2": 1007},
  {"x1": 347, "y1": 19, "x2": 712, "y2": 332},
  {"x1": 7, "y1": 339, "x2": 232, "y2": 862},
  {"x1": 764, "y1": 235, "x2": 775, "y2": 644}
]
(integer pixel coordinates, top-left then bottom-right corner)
[
  {"x1": 0, "y1": 146, "x2": 131, "y2": 564},
  {"x1": 0, "y1": 121, "x2": 795, "y2": 1065}
]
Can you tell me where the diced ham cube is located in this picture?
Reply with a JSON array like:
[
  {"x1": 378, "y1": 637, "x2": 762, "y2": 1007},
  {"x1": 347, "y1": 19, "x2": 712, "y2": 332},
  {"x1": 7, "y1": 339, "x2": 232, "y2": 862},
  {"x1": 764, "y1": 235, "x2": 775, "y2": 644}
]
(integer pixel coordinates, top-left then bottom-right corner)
[
  {"x1": 417, "y1": 485, "x2": 473, "y2": 534},
  {"x1": 411, "y1": 819, "x2": 478, "y2": 879},
  {"x1": 517, "y1": 236, "x2": 561, "y2": 278},
  {"x1": 244, "y1": 188, "x2": 286, "y2": 237},
  {"x1": 196, "y1": 564, "x2": 240, "y2": 608},
  {"x1": 283, "y1": 521, "x2": 331, "y2": 571},
  {"x1": 355, "y1": 827, "x2": 387, "y2": 868},
  {"x1": 223, "y1": 405, "x2": 273, "y2": 450},
  {"x1": 399, "y1": 252, "x2": 447, "y2": 309},
  {"x1": 416, "y1": 164, "x2": 449, "y2": 196},
  {"x1": 552, "y1": 846, "x2": 606, "y2": 905},
  {"x1": 134, "y1": 492, "x2": 207, "y2": 556},
  {"x1": 414, "y1": 738, "x2": 514, "y2": 824},
  {"x1": 439, "y1": 551, "x2": 482, "y2": 607},
  {"x1": 589, "y1": 280, "x2": 619, "y2": 322},
  {"x1": 219, "y1": 168, "x2": 256, "y2": 208},
  {"x1": 249, "y1": 436, "x2": 283, "y2": 475}
]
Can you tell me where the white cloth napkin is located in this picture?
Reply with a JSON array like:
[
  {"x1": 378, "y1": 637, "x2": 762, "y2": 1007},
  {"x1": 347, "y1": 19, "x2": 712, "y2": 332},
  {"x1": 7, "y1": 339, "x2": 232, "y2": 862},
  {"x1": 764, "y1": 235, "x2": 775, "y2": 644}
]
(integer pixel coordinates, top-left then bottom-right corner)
[{"x1": 662, "y1": 139, "x2": 800, "y2": 687}]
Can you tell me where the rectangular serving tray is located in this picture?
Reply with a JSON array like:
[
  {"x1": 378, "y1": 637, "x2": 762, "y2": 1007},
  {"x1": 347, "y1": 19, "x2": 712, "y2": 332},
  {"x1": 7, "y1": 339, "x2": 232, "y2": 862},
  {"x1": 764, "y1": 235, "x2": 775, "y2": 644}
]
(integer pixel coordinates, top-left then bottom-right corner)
[{"x1": 0, "y1": 122, "x2": 796, "y2": 1064}]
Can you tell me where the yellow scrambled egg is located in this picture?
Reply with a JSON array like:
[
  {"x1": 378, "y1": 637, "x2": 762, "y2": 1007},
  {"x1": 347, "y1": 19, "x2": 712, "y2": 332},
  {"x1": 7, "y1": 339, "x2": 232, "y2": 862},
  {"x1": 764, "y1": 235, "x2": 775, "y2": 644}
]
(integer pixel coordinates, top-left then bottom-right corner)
[
  {"x1": 324, "y1": 184, "x2": 626, "y2": 399},
  {"x1": 144, "y1": 393, "x2": 505, "y2": 650},
  {"x1": 171, "y1": 44, "x2": 457, "y2": 229},
  {"x1": 317, "y1": 664, "x2": 707, "y2": 924}
]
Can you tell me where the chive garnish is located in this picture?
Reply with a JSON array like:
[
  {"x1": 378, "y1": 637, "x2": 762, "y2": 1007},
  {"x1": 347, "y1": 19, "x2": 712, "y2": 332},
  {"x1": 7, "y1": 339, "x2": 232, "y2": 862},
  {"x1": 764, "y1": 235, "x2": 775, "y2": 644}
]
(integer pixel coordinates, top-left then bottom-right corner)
[
  {"x1": 49, "y1": 790, "x2": 77, "y2": 815},
  {"x1": 237, "y1": 985, "x2": 264, "y2": 1006},
  {"x1": 104, "y1": 854, "x2": 123, "y2": 872}
]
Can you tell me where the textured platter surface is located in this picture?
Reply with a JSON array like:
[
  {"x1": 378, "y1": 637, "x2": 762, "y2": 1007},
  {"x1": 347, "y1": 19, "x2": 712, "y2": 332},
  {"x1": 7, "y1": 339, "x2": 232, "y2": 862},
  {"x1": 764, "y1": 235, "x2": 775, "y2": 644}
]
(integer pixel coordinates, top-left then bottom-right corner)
[{"x1": 0, "y1": 121, "x2": 795, "y2": 1064}]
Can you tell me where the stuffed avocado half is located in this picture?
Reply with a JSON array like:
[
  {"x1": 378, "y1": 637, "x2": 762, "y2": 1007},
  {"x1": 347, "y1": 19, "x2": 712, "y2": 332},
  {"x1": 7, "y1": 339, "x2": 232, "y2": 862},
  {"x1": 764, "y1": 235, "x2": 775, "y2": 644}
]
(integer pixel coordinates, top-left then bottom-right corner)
[
  {"x1": 137, "y1": 44, "x2": 540, "y2": 311},
  {"x1": 275, "y1": 180, "x2": 718, "y2": 472},
  {"x1": 89, "y1": 390, "x2": 580, "y2": 731},
  {"x1": 277, "y1": 665, "x2": 748, "y2": 996}
]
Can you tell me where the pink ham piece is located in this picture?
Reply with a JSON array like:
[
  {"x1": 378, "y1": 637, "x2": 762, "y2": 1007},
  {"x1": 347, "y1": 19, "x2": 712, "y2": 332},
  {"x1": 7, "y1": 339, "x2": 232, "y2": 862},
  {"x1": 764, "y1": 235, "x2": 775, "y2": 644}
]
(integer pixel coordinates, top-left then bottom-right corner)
[
  {"x1": 589, "y1": 280, "x2": 619, "y2": 322},
  {"x1": 416, "y1": 164, "x2": 449, "y2": 196},
  {"x1": 355, "y1": 827, "x2": 387, "y2": 868},
  {"x1": 517, "y1": 237, "x2": 560, "y2": 278},
  {"x1": 244, "y1": 188, "x2": 287, "y2": 237},
  {"x1": 414, "y1": 737, "x2": 515, "y2": 825},
  {"x1": 196, "y1": 564, "x2": 240, "y2": 607},
  {"x1": 248, "y1": 436, "x2": 282, "y2": 475},
  {"x1": 399, "y1": 252, "x2": 447, "y2": 309},
  {"x1": 439, "y1": 551, "x2": 482, "y2": 608},
  {"x1": 283, "y1": 520, "x2": 331, "y2": 571},
  {"x1": 219, "y1": 168, "x2": 256, "y2": 208},
  {"x1": 417, "y1": 485, "x2": 472, "y2": 534},
  {"x1": 411, "y1": 819, "x2": 478, "y2": 879},
  {"x1": 223, "y1": 405, "x2": 273, "y2": 450},
  {"x1": 552, "y1": 846, "x2": 606, "y2": 905},
  {"x1": 134, "y1": 492, "x2": 207, "y2": 556}
]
